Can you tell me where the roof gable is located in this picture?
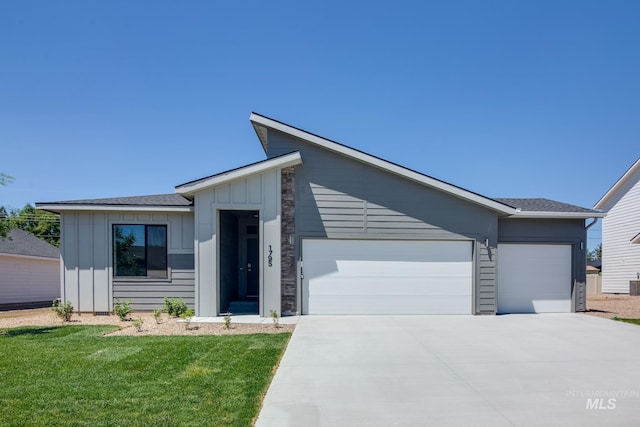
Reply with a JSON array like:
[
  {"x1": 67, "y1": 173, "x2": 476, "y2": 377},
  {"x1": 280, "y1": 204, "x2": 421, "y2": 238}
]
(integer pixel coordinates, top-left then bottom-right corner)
[
  {"x1": 0, "y1": 229, "x2": 59, "y2": 259},
  {"x1": 250, "y1": 113, "x2": 516, "y2": 215},
  {"x1": 175, "y1": 151, "x2": 302, "y2": 196},
  {"x1": 594, "y1": 158, "x2": 640, "y2": 212}
]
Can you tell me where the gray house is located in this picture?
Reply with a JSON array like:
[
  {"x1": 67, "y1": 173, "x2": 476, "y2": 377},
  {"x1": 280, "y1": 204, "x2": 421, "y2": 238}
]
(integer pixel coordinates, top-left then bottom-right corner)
[{"x1": 37, "y1": 113, "x2": 603, "y2": 316}]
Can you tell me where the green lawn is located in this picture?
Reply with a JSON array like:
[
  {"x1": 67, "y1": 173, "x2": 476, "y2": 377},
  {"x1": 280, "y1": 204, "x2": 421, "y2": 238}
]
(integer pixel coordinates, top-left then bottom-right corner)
[
  {"x1": 613, "y1": 317, "x2": 640, "y2": 326},
  {"x1": 0, "y1": 326, "x2": 290, "y2": 427}
]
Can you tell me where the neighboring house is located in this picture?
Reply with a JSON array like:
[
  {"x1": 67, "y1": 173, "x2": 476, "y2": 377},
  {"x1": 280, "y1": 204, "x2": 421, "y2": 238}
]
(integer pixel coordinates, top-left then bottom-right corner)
[
  {"x1": 0, "y1": 229, "x2": 60, "y2": 307},
  {"x1": 37, "y1": 113, "x2": 603, "y2": 316},
  {"x1": 594, "y1": 158, "x2": 640, "y2": 293},
  {"x1": 586, "y1": 265, "x2": 602, "y2": 295}
]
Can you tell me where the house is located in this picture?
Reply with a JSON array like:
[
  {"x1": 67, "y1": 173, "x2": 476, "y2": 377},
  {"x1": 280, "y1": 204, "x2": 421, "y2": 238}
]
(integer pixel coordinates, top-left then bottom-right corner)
[
  {"x1": 594, "y1": 158, "x2": 640, "y2": 293},
  {"x1": 0, "y1": 228, "x2": 60, "y2": 308},
  {"x1": 36, "y1": 113, "x2": 603, "y2": 316}
]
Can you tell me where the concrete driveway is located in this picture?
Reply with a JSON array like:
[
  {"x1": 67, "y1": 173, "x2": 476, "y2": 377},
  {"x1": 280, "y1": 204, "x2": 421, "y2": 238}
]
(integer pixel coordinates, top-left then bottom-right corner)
[{"x1": 256, "y1": 314, "x2": 640, "y2": 427}]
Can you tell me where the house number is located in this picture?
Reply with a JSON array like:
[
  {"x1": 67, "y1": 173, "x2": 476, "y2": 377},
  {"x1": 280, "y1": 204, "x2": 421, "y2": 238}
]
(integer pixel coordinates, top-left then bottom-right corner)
[{"x1": 268, "y1": 245, "x2": 273, "y2": 267}]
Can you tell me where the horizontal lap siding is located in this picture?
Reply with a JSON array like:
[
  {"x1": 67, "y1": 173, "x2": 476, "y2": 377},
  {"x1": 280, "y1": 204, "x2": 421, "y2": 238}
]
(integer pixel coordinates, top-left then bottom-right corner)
[
  {"x1": 477, "y1": 247, "x2": 496, "y2": 314},
  {"x1": 268, "y1": 130, "x2": 500, "y2": 314},
  {"x1": 601, "y1": 173, "x2": 640, "y2": 293},
  {"x1": 113, "y1": 269, "x2": 195, "y2": 311},
  {"x1": 0, "y1": 256, "x2": 60, "y2": 305}
]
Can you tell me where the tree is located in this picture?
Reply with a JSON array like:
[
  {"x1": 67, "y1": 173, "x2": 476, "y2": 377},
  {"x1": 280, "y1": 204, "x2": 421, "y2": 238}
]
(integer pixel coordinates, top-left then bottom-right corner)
[
  {"x1": 0, "y1": 173, "x2": 14, "y2": 238},
  {"x1": 587, "y1": 243, "x2": 602, "y2": 261},
  {"x1": 0, "y1": 204, "x2": 60, "y2": 246},
  {"x1": 0, "y1": 173, "x2": 13, "y2": 186}
]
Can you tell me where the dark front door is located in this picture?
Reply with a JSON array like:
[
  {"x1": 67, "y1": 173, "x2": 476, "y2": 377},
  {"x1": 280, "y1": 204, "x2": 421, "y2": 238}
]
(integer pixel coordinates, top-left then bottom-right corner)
[{"x1": 246, "y1": 237, "x2": 258, "y2": 298}]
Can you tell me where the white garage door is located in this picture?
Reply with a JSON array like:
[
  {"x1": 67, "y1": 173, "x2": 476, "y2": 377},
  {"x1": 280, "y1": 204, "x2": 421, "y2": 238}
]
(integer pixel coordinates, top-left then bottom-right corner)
[
  {"x1": 302, "y1": 239, "x2": 473, "y2": 315},
  {"x1": 497, "y1": 244, "x2": 572, "y2": 313}
]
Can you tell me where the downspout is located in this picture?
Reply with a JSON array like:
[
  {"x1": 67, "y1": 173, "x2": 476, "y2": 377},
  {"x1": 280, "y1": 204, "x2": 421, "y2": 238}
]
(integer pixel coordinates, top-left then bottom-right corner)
[{"x1": 585, "y1": 217, "x2": 598, "y2": 231}]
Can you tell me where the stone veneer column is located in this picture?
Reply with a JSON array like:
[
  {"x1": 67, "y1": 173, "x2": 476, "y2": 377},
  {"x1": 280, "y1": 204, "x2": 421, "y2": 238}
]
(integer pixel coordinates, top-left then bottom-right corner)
[{"x1": 280, "y1": 167, "x2": 296, "y2": 314}]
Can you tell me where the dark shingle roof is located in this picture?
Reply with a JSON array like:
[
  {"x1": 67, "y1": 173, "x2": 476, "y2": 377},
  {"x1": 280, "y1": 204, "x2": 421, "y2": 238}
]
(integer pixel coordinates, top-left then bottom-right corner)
[
  {"x1": 38, "y1": 194, "x2": 193, "y2": 207},
  {"x1": 0, "y1": 229, "x2": 60, "y2": 259},
  {"x1": 494, "y1": 198, "x2": 599, "y2": 214}
]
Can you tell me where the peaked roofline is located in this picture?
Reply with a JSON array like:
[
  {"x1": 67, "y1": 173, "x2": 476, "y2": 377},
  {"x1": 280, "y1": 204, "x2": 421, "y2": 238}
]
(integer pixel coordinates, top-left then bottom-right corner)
[
  {"x1": 175, "y1": 151, "x2": 302, "y2": 196},
  {"x1": 594, "y1": 158, "x2": 640, "y2": 210},
  {"x1": 250, "y1": 113, "x2": 517, "y2": 215}
]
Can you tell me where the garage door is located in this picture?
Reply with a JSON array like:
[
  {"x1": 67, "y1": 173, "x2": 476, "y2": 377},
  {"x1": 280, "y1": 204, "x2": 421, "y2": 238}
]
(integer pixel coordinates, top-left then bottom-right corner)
[
  {"x1": 497, "y1": 244, "x2": 572, "y2": 313},
  {"x1": 302, "y1": 239, "x2": 473, "y2": 315}
]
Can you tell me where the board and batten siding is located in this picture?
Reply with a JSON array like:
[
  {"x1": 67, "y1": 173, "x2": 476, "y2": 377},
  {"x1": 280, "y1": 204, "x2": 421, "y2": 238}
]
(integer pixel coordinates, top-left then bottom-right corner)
[
  {"x1": 266, "y1": 129, "x2": 500, "y2": 314},
  {"x1": 600, "y1": 169, "x2": 640, "y2": 293},
  {"x1": 60, "y1": 211, "x2": 194, "y2": 312},
  {"x1": 0, "y1": 254, "x2": 60, "y2": 305},
  {"x1": 193, "y1": 168, "x2": 282, "y2": 317},
  {"x1": 497, "y1": 218, "x2": 587, "y2": 311}
]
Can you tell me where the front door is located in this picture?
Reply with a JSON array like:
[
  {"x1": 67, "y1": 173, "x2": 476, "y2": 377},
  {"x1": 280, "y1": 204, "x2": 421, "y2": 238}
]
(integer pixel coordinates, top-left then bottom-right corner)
[{"x1": 246, "y1": 237, "x2": 259, "y2": 298}]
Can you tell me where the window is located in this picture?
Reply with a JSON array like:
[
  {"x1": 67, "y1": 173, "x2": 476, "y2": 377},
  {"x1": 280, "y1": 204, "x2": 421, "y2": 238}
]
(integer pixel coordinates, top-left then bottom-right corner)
[{"x1": 113, "y1": 225, "x2": 167, "y2": 279}]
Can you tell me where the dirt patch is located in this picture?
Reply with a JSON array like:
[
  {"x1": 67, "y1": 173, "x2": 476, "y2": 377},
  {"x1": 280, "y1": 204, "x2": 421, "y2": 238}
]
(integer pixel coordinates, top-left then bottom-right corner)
[
  {"x1": 583, "y1": 295, "x2": 640, "y2": 319},
  {"x1": 0, "y1": 308, "x2": 294, "y2": 336}
]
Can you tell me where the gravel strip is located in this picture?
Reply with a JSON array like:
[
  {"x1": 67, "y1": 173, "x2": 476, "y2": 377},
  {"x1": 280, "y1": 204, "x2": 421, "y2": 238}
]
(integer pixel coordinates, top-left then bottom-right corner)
[
  {"x1": 583, "y1": 295, "x2": 640, "y2": 319},
  {"x1": 0, "y1": 308, "x2": 294, "y2": 336}
]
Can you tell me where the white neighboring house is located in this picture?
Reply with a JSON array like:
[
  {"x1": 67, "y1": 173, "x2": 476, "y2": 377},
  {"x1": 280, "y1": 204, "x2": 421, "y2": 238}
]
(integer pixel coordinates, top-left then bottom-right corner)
[
  {"x1": 594, "y1": 158, "x2": 640, "y2": 293},
  {"x1": 0, "y1": 229, "x2": 60, "y2": 307}
]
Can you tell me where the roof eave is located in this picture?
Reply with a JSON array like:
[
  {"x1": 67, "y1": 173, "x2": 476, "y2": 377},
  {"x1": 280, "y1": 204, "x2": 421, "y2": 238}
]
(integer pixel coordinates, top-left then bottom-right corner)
[
  {"x1": 594, "y1": 158, "x2": 640, "y2": 210},
  {"x1": 509, "y1": 211, "x2": 606, "y2": 219},
  {"x1": 249, "y1": 113, "x2": 516, "y2": 215},
  {"x1": 176, "y1": 151, "x2": 302, "y2": 196},
  {"x1": 35, "y1": 204, "x2": 194, "y2": 213}
]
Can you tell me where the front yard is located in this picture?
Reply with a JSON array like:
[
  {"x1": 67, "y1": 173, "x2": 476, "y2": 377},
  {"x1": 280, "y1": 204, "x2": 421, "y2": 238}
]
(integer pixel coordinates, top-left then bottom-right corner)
[{"x1": 0, "y1": 325, "x2": 290, "y2": 426}]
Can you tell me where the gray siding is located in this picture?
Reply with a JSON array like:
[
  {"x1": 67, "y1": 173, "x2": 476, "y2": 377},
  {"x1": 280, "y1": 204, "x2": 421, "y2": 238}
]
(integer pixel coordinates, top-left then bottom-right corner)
[
  {"x1": 267, "y1": 129, "x2": 501, "y2": 314},
  {"x1": 498, "y1": 218, "x2": 587, "y2": 311},
  {"x1": 60, "y1": 211, "x2": 195, "y2": 312}
]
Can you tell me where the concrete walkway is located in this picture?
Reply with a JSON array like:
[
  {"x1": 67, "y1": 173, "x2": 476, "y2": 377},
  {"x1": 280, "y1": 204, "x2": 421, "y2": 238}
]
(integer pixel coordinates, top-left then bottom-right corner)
[{"x1": 256, "y1": 314, "x2": 640, "y2": 427}]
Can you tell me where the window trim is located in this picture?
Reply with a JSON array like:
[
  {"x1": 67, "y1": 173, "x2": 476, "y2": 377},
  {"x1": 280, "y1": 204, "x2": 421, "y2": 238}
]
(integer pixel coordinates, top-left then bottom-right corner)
[{"x1": 112, "y1": 224, "x2": 170, "y2": 282}]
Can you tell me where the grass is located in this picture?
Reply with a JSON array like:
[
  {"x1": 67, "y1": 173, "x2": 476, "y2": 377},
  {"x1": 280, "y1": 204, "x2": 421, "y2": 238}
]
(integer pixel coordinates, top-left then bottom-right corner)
[
  {"x1": 613, "y1": 316, "x2": 640, "y2": 325},
  {"x1": 0, "y1": 325, "x2": 291, "y2": 426}
]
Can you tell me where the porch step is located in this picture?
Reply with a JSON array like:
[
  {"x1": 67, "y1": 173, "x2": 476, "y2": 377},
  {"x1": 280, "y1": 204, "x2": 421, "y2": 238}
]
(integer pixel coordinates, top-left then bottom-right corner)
[{"x1": 226, "y1": 300, "x2": 258, "y2": 314}]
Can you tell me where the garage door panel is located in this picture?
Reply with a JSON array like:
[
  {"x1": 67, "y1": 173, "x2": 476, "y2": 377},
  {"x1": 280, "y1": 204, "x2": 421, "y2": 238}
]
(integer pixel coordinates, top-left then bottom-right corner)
[
  {"x1": 303, "y1": 239, "x2": 473, "y2": 315},
  {"x1": 498, "y1": 244, "x2": 572, "y2": 314}
]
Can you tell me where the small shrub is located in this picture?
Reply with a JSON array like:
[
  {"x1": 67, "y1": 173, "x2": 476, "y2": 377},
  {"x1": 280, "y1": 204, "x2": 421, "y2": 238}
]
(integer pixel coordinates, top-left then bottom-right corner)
[
  {"x1": 224, "y1": 312, "x2": 232, "y2": 330},
  {"x1": 163, "y1": 297, "x2": 188, "y2": 318},
  {"x1": 132, "y1": 317, "x2": 144, "y2": 332},
  {"x1": 114, "y1": 298, "x2": 133, "y2": 321},
  {"x1": 51, "y1": 299, "x2": 74, "y2": 322},
  {"x1": 270, "y1": 310, "x2": 280, "y2": 328},
  {"x1": 153, "y1": 308, "x2": 163, "y2": 324},
  {"x1": 181, "y1": 309, "x2": 195, "y2": 330}
]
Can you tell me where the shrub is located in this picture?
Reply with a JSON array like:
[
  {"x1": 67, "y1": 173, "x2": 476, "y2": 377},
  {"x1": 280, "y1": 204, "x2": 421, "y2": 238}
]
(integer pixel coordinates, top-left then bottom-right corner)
[
  {"x1": 132, "y1": 317, "x2": 144, "y2": 332},
  {"x1": 51, "y1": 300, "x2": 74, "y2": 322},
  {"x1": 223, "y1": 313, "x2": 232, "y2": 330},
  {"x1": 153, "y1": 308, "x2": 163, "y2": 324},
  {"x1": 163, "y1": 297, "x2": 189, "y2": 318},
  {"x1": 181, "y1": 309, "x2": 195, "y2": 330},
  {"x1": 269, "y1": 310, "x2": 280, "y2": 328},
  {"x1": 114, "y1": 299, "x2": 132, "y2": 321}
]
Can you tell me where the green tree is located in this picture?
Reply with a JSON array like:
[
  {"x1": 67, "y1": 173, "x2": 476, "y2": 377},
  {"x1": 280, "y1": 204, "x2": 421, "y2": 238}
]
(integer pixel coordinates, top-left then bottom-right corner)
[
  {"x1": 0, "y1": 173, "x2": 14, "y2": 238},
  {"x1": 0, "y1": 204, "x2": 60, "y2": 246},
  {"x1": 0, "y1": 173, "x2": 13, "y2": 186},
  {"x1": 587, "y1": 243, "x2": 602, "y2": 261}
]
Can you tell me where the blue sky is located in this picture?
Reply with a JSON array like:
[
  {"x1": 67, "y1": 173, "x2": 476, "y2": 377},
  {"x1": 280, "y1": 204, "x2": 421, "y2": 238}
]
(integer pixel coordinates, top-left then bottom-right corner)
[{"x1": 2, "y1": 1, "x2": 639, "y2": 250}]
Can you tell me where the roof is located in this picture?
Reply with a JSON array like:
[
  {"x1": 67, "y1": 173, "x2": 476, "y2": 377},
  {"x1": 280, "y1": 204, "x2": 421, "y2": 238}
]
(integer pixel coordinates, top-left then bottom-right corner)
[
  {"x1": 36, "y1": 194, "x2": 193, "y2": 213},
  {"x1": 250, "y1": 113, "x2": 517, "y2": 215},
  {"x1": 586, "y1": 265, "x2": 600, "y2": 272},
  {"x1": 0, "y1": 229, "x2": 59, "y2": 259},
  {"x1": 176, "y1": 151, "x2": 302, "y2": 195},
  {"x1": 250, "y1": 113, "x2": 601, "y2": 219},
  {"x1": 495, "y1": 198, "x2": 604, "y2": 218},
  {"x1": 594, "y1": 158, "x2": 640, "y2": 211}
]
